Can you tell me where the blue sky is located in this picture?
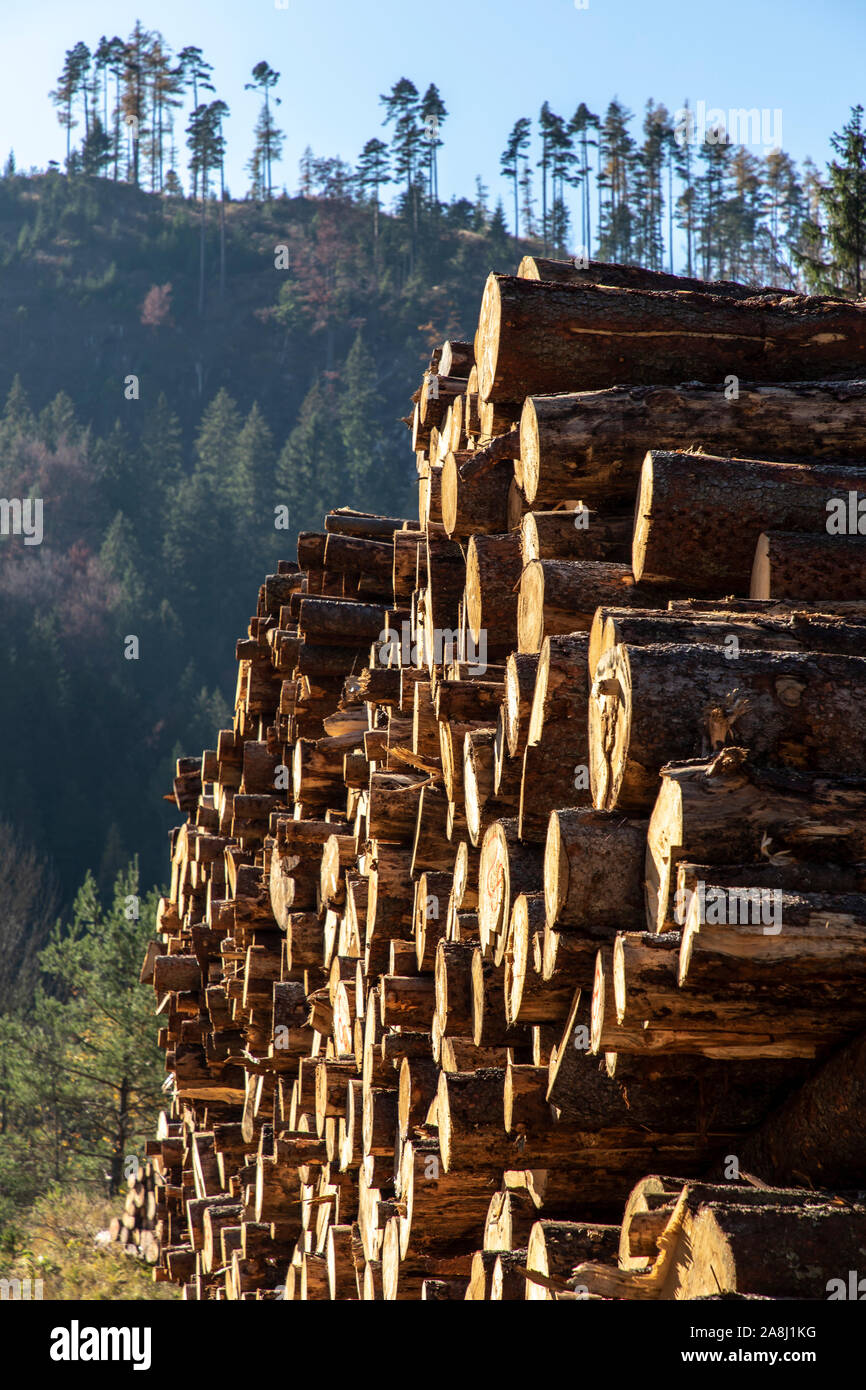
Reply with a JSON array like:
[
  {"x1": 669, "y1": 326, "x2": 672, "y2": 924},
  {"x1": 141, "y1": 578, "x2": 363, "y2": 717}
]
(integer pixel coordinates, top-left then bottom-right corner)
[{"x1": 3, "y1": 0, "x2": 864, "y2": 213}]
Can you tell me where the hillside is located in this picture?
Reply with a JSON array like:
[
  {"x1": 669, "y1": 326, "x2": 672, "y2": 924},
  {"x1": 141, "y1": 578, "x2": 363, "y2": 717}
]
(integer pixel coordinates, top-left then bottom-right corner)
[{"x1": 0, "y1": 171, "x2": 524, "y2": 901}]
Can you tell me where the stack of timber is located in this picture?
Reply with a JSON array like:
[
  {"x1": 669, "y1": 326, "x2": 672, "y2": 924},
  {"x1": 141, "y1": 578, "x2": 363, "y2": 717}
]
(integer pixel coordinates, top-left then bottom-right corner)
[
  {"x1": 144, "y1": 255, "x2": 866, "y2": 1300},
  {"x1": 106, "y1": 1160, "x2": 161, "y2": 1265}
]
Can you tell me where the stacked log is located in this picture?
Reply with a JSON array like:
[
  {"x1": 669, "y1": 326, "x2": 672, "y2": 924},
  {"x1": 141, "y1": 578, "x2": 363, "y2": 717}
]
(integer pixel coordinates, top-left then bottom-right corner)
[
  {"x1": 106, "y1": 1161, "x2": 161, "y2": 1265},
  {"x1": 145, "y1": 254, "x2": 866, "y2": 1301}
]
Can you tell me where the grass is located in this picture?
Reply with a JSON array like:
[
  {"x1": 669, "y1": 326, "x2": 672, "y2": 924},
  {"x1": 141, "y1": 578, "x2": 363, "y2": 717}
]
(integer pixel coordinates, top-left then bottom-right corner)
[{"x1": 0, "y1": 1186, "x2": 179, "y2": 1301}]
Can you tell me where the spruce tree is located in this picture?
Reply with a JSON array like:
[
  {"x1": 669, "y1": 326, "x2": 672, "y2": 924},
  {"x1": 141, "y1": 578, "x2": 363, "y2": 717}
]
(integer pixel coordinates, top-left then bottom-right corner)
[
  {"x1": 501, "y1": 118, "x2": 531, "y2": 238},
  {"x1": 419, "y1": 84, "x2": 447, "y2": 202},
  {"x1": 823, "y1": 105, "x2": 866, "y2": 295},
  {"x1": 245, "y1": 62, "x2": 282, "y2": 200}
]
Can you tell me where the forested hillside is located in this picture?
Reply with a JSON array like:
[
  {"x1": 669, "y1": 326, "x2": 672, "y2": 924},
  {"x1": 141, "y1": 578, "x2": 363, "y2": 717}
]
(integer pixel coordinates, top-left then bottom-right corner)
[{"x1": 0, "y1": 171, "x2": 520, "y2": 904}]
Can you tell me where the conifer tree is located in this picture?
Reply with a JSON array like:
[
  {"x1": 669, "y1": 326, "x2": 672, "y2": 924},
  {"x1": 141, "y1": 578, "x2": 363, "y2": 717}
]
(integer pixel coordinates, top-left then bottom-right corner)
[
  {"x1": 501, "y1": 118, "x2": 531, "y2": 238},
  {"x1": 568, "y1": 104, "x2": 599, "y2": 256},
  {"x1": 245, "y1": 62, "x2": 282, "y2": 200},
  {"x1": 419, "y1": 84, "x2": 447, "y2": 202},
  {"x1": 356, "y1": 138, "x2": 391, "y2": 245},
  {"x1": 822, "y1": 104, "x2": 866, "y2": 295},
  {"x1": 597, "y1": 99, "x2": 635, "y2": 262}
]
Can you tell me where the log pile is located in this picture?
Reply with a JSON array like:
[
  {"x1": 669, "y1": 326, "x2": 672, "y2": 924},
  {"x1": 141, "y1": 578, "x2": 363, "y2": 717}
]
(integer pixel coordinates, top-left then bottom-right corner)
[
  {"x1": 106, "y1": 1161, "x2": 161, "y2": 1264},
  {"x1": 143, "y1": 256, "x2": 866, "y2": 1300}
]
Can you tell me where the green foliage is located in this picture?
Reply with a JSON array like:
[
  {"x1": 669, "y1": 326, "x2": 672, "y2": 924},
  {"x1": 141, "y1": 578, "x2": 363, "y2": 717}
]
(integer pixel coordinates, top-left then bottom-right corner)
[
  {"x1": 0, "y1": 862, "x2": 164, "y2": 1231},
  {"x1": 0, "y1": 1187, "x2": 178, "y2": 1300}
]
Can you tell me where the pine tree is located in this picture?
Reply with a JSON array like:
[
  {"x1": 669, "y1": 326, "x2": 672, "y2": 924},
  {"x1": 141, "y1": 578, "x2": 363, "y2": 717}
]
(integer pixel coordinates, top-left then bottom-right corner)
[
  {"x1": 694, "y1": 118, "x2": 731, "y2": 278},
  {"x1": 177, "y1": 46, "x2": 214, "y2": 198},
  {"x1": 298, "y1": 145, "x2": 315, "y2": 197},
  {"x1": 30, "y1": 864, "x2": 164, "y2": 1194},
  {"x1": 93, "y1": 35, "x2": 122, "y2": 145},
  {"x1": 419, "y1": 84, "x2": 447, "y2": 202},
  {"x1": 187, "y1": 100, "x2": 228, "y2": 313},
  {"x1": 726, "y1": 146, "x2": 764, "y2": 282},
  {"x1": 356, "y1": 138, "x2": 391, "y2": 245},
  {"x1": 275, "y1": 379, "x2": 347, "y2": 538},
  {"x1": 245, "y1": 62, "x2": 282, "y2": 200},
  {"x1": 597, "y1": 99, "x2": 636, "y2": 262},
  {"x1": 473, "y1": 175, "x2": 489, "y2": 231},
  {"x1": 121, "y1": 22, "x2": 154, "y2": 186},
  {"x1": 823, "y1": 105, "x2": 866, "y2": 295},
  {"x1": 380, "y1": 78, "x2": 423, "y2": 257},
  {"x1": 137, "y1": 392, "x2": 183, "y2": 546},
  {"x1": 81, "y1": 116, "x2": 111, "y2": 176},
  {"x1": 519, "y1": 157, "x2": 537, "y2": 238},
  {"x1": 339, "y1": 330, "x2": 380, "y2": 500},
  {"x1": 633, "y1": 101, "x2": 669, "y2": 271},
  {"x1": 763, "y1": 149, "x2": 802, "y2": 284},
  {"x1": 674, "y1": 98, "x2": 697, "y2": 275},
  {"x1": 501, "y1": 118, "x2": 531, "y2": 238},
  {"x1": 104, "y1": 36, "x2": 127, "y2": 180},
  {"x1": 164, "y1": 390, "x2": 244, "y2": 608},
  {"x1": 537, "y1": 102, "x2": 555, "y2": 253},
  {"x1": 146, "y1": 35, "x2": 184, "y2": 192},
  {"x1": 568, "y1": 104, "x2": 599, "y2": 257},
  {"x1": 50, "y1": 45, "x2": 88, "y2": 168},
  {"x1": 0, "y1": 375, "x2": 35, "y2": 446},
  {"x1": 548, "y1": 110, "x2": 574, "y2": 254},
  {"x1": 793, "y1": 157, "x2": 832, "y2": 292},
  {"x1": 234, "y1": 402, "x2": 276, "y2": 582}
]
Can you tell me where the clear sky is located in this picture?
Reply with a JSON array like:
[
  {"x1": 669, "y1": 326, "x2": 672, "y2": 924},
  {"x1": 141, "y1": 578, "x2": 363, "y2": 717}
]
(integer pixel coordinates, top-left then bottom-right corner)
[{"x1": 2, "y1": 0, "x2": 864, "y2": 211}]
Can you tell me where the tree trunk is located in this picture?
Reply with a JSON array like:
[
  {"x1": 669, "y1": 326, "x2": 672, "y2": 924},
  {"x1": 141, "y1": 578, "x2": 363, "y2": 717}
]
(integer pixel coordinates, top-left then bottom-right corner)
[
  {"x1": 520, "y1": 380, "x2": 866, "y2": 506},
  {"x1": 477, "y1": 274, "x2": 866, "y2": 403},
  {"x1": 589, "y1": 603, "x2": 866, "y2": 679},
  {"x1": 465, "y1": 533, "x2": 522, "y2": 650},
  {"x1": 752, "y1": 530, "x2": 866, "y2": 601},
  {"x1": 517, "y1": 254, "x2": 789, "y2": 297},
  {"x1": 590, "y1": 642, "x2": 866, "y2": 815},
  {"x1": 517, "y1": 559, "x2": 670, "y2": 653},
  {"x1": 646, "y1": 748, "x2": 866, "y2": 933},
  {"x1": 633, "y1": 450, "x2": 866, "y2": 594},
  {"x1": 520, "y1": 508, "x2": 632, "y2": 563}
]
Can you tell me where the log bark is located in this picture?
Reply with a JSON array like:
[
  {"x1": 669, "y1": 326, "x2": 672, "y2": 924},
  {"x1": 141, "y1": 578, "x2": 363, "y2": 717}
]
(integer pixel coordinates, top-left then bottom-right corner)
[
  {"x1": 477, "y1": 819, "x2": 544, "y2": 954},
  {"x1": 525, "y1": 1219, "x2": 620, "y2": 1301},
  {"x1": 520, "y1": 508, "x2": 632, "y2": 564},
  {"x1": 517, "y1": 559, "x2": 669, "y2": 653},
  {"x1": 325, "y1": 509, "x2": 417, "y2": 539},
  {"x1": 519, "y1": 381, "x2": 866, "y2": 506},
  {"x1": 516, "y1": 254, "x2": 788, "y2": 297},
  {"x1": 588, "y1": 604, "x2": 866, "y2": 679},
  {"x1": 633, "y1": 449, "x2": 866, "y2": 594},
  {"x1": 477, "y1": 273, "x2": 866, "y2": 403},
  {"x1": 439, "y1": 340, "x2": 474, "y2": 378},
  {"x1": 299, "y1": 597, "x2": 408, "y2": 647},
  {"x1": 680, "y1": 887, "x2": 866, "y2": 993},
  {"x1": 323, "y1": 533, "x2": 394, "y2": 587},
  {"x1": 544, "y1": 808, "x2": 647, "y2": 930},
  {"x1": 590, "y1": 642, "x2": 866, "y2": 815},
  {"x1": 441, "y1": 453, "x2": 512, "y2": 538},
  {"x1": 646, "y1": 748, "x2": 866, "y2": 933},
  {"x1": 465, "y1": 532, "x2": 522, "y2": 650},
  {"x1": 519, "y1": 740, "x2": 592, "y2": 844},
  {"x1": 729, "y1": 1029, "x2": 866, "y2": 1189},
  {"x1": 751, "y1": 530, "x2": 866, "y2": 601},
  {"x1": 677, "y1": 1202, "x2": 866, "y2": 1300}
]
